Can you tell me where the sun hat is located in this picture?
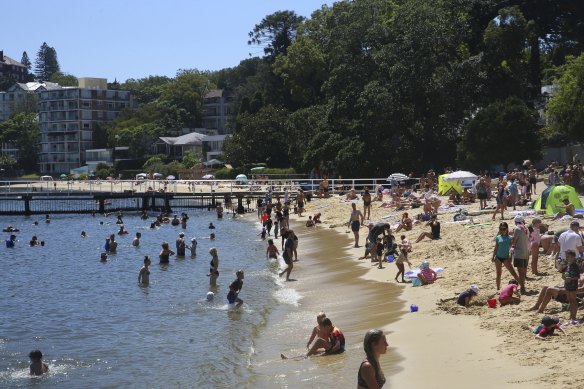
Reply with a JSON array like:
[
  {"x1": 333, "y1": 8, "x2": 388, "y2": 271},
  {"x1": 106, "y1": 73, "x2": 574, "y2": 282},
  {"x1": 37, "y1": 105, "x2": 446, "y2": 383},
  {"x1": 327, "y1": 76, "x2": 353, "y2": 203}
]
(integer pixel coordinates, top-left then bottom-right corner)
[
  {"x1": 419, "y1": 260, "x2": 430, "y2": 270},
  {"x1": 513, "y1": 215, "x2": 524, "y2": 224},
  {"x1": 470, "y1": 284, "x2": 479, "y2": 294}
]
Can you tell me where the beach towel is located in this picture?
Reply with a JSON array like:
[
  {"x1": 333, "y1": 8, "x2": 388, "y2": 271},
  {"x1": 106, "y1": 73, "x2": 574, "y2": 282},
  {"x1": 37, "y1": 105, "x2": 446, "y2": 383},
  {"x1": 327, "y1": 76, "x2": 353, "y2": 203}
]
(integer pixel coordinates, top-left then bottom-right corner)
[{"x1": 404, "y1": 267, "x2": 444, "y2": 279}]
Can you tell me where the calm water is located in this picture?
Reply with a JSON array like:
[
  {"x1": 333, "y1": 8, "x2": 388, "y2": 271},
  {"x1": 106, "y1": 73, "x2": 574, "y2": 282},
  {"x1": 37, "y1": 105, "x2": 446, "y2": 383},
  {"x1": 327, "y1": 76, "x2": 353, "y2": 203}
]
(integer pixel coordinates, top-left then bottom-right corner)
[{"x1": 0, "y1": 211, "x2": 300, "y2": 388}]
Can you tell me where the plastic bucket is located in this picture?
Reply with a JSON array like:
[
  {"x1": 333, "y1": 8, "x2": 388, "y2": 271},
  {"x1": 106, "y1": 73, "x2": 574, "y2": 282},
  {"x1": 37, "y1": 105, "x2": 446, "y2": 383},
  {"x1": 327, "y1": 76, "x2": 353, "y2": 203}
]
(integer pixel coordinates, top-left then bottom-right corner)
[
  {"x1": 487, "y1": 298, "x2": 497, "y2": 308},
  {"x1": 387, "y1": 254, "x2": 394, "y2": 263},
  {"x1": 410, "y1": 304, "x2": 418, "y2": 312}
]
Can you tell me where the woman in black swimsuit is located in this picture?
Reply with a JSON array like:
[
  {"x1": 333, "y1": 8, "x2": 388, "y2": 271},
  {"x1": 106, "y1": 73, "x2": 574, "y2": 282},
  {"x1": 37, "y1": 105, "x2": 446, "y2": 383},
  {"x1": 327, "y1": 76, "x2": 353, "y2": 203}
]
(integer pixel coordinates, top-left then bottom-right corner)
[
  {"x1": 208, "y1": 247, "x2": 219, "y2": 287},
  {"x1": 357, "y1": 329, "x2": 387, "y2": 389},
  {"x1": 363, "y1": 189, "x2": 372, "y2": 220},
  {"x1": 159, "y1": 241, "x2": 175, "y2": 264},
  {"x1": 138, "y1": 256, "x2": 151, "y2": 284}
]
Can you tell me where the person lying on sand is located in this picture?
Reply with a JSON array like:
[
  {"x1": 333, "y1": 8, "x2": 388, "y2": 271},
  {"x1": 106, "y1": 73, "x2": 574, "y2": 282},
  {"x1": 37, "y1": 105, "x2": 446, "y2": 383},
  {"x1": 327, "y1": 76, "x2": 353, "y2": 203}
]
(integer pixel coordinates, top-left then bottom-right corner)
[{"x1": 530, "y1": 316, "x2": 565, "y2": 340}]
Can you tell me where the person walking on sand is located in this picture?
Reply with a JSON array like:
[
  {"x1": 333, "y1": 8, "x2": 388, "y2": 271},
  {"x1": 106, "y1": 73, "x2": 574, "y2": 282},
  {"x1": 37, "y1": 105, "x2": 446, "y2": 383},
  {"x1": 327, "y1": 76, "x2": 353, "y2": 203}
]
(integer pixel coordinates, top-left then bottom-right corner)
[
  {"x1": 492, "y1": 222, "x2": 520, "y2": 290},
  {"x1": 529, "y1": 218, "x2": 542, "y2": 275},
  {"x1": 492, "y1": 183, "x2": 506, "y2": 221},
  {"x1": 138, "y1": 256, "x2": 151, "y2": 285},
  {"x1": 227, "y1": 270, "x2": 244, "y2": 307},
  {"x1": 357, "y1": 329, "x2": 387, "y2": 389},
  {"x1": 348, "y1": 202, "x2": 365, "y2": 248},
  {"x1": 563, "y1": 249, "x2": 580, "y2": 325},
  {"x1": 511, "y1": 216, "x2": 530, "y2": 294},
  {"x1": 208, "y1": 247, "x2": 219, "y2": 287},
  {"x1": 363, "y1": 188, "x2": 372, "y2": 220},
  {"x1": 279, "y1": 230, "x2": 295, "y2": 281}
]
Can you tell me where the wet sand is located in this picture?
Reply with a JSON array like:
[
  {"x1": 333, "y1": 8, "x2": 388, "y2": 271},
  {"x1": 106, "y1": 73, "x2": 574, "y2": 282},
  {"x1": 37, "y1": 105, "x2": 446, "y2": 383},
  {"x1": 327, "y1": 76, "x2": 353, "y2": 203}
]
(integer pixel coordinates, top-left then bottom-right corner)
[{"x1": 250, "y1": 221, "x2": 403, "y2": 388}]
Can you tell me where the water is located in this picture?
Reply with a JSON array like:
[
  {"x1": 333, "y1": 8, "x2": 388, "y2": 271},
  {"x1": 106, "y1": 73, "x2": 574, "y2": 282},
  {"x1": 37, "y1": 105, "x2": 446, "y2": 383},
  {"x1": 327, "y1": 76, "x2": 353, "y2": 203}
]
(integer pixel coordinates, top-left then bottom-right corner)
[{"x1": 0, "y1": 211, "x2": 301, "y2": 388}]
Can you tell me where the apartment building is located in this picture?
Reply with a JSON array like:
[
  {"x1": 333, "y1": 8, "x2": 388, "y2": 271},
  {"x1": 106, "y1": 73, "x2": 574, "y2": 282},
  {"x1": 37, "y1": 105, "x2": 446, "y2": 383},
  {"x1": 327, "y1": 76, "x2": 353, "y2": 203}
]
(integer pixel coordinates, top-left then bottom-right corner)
[
  {"x1": 0, "y1": 51, "x2": 29, "y2": 83},
  {"x1": 201, "y1": 89, "x2": 234, "y2": 134},
  {"x1": 38, "y1": 78, "x2": 131, "y2": 174},
  {"x1": 0, "y1": 81, "x2": 59, "y2": 122}
]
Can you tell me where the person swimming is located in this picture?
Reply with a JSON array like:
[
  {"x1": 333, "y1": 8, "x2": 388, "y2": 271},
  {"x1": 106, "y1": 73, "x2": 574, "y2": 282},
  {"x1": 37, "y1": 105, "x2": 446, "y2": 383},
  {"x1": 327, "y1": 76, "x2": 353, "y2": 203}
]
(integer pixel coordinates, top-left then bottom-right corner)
[
  {"x1": 29, "y1": 349, "x2": 49, "y2": 376},
  {"x1": 209, "y1": 222, "x2": 216, "y2": 229}
]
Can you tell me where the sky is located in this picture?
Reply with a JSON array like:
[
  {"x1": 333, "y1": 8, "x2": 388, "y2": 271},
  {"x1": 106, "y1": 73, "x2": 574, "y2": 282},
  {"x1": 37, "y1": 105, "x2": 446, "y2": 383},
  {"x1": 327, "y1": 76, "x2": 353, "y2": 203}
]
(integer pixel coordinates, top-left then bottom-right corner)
[{"x1": 3, "y1": 0, "x2": 333, "y2": 83}]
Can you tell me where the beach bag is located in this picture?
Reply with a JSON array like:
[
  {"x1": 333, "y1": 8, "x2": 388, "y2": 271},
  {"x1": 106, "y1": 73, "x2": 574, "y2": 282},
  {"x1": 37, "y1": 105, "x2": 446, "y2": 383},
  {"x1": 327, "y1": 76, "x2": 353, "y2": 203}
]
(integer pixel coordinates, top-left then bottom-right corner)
[{"x1": 411, "y1": 277, "x2": 422, "y2": 287}]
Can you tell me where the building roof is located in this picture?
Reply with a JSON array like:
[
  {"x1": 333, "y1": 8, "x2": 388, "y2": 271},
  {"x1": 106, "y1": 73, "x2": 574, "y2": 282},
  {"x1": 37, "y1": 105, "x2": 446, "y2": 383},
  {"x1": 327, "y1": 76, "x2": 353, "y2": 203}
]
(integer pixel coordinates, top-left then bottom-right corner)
[
  {"x1": 204, "y1": 89, "x2": 224, "y2": 99},
  {"x1": 13, "y1": 82, "x2": 61, "y2": 92},
  {"x1": 1, "y1": 54, "x2": 26, "y2": 68},
  {"x1": 158, "y1": 132, "x2": 207, "y2": 146}
]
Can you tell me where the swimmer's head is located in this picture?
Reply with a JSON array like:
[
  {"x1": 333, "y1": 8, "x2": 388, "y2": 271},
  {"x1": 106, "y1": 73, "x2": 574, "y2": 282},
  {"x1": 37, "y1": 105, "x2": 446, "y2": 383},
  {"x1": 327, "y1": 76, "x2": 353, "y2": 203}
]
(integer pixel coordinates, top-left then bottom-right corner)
[
  {"x1": 236, "y1": 270, "x2": 244, "y2": 279},
  {"x1": 136, "y1": 232, "x2": 141, "y2": 238},
  {"x1": 100, "y1": 252, "x2": 108, "y2": 261},
  {"x1": 29, "y1": 349, "x2": 43, "y2": 361},
  {"x1": 210, "y1": 233, "x2": 216, "y2": 239},
  {"x1": 209, "y1": 247, "x2": 217, "y2": 256},
  {"x1": 144, "y1": 255, "x2": 151, "y2": 264},
  {"x1": 317, "y1": 311, "x2": 326, "y2": 324},
  {"x1": 206, "y1": 291, "x2": 214, "y2": 302},
  {"x1": 33, "y1": 221, "x2": 39, "y2": 225},
  {"x1": 99, "y1": 221, "x2": 104, "y2": 225},
  {"x1": 161, "y1": 241, "x2": 169, "y2": 249}
]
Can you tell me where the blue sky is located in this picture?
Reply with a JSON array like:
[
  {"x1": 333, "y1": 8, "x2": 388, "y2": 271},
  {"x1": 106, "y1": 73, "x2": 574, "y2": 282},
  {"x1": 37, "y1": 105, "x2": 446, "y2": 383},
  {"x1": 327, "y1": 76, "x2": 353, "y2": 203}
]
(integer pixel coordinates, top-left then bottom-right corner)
[{"x1": 3, "y1": 0, "x2": 332, "y2": 82}]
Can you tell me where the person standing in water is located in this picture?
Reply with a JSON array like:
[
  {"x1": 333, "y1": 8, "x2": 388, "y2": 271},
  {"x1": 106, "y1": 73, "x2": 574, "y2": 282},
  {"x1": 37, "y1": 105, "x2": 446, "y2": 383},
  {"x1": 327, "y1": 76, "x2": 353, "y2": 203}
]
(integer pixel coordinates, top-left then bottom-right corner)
[
  {"x1": 227, "y1": 270, "x2": 244, "y2": 307},
  {"x1": 357, "y1": 329, "x2": 387, "y2": 389},
  {"x1": 108, "y1": 234, "x2": 118, "y2": 253},
  {"x1": 279, "y1": 231, "x2": 295, "y2": 281},
  {"x1": 176, "y1": 232, "x2": 186, "y2": 257},
  {"x1": 190, "y1": 237, "x2": 197, "y2": 256},
  {"x1": 138, "y1": 256, "x2": 151, "y2": 284},
  {"x1": 159, "y1": 241, "x2": 175, "y2": 264},
  {"x1": 132, "y1": 232, "x2": 141, "y2": 247},
  {"x1": 208, "y1": 247, "x2": 219, "y2": 286}
]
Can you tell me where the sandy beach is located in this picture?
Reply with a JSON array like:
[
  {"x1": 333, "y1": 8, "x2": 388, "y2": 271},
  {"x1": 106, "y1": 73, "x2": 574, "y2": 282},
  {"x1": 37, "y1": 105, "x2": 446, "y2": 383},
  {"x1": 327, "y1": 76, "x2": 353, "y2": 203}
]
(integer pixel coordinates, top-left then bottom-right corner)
[{"x1": 287, "y1": 182, "x2": 584, "y2": 388}]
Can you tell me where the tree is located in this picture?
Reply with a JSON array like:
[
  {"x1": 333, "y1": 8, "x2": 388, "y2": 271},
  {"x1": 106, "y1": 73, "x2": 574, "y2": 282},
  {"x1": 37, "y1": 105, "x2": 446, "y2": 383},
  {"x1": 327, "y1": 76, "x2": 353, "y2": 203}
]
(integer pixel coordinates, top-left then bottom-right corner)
[
  {"x1": 181, "y1": 150, "x2": 201, "y2": 169},
  {"x1": 49, "y1": 72, "x2": 78, "y2": 86},
  {"x1": 546, "y1": 53, "x2": 584, "y2": 141},
  {"x1": 248, "y1": 10, "x2": 305, "y2": 62},
  {"x1": 159, "y1": 69, "x2": 211, "y2": 128},
  {"x1": 20, "y1": 51, "x2": 31, "y2": 71},
  {"x1": 0, "y1": 112, "x2": 39, "y2": 172},
  {"x1": 34, "y1": 42, "x2": 60, "y2": 80},
  {"x1": 223, "y1": 106, "x2": 290, "y2": 167},
  {"x1": 457, "y1": 96, "x2": 542, "y2": 170}
]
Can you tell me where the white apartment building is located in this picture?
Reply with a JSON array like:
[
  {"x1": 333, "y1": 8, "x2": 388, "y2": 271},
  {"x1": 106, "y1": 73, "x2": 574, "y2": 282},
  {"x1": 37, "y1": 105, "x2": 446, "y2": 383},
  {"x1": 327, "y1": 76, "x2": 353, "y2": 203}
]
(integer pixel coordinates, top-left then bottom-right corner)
[{"x1": 38, "y1": 78, "x2": 131, "y2": 174}]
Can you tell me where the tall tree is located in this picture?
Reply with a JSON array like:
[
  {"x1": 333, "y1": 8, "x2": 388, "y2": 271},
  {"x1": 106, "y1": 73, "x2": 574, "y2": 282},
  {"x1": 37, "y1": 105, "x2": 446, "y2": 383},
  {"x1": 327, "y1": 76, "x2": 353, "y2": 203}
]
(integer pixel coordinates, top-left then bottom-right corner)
[
  {"x1": 49, "y1": 72, "x2": 78, "y2": 86},
  {"x1": 34, "y1": 42, "x2": 60, "y2": 80},
  {"x1": 248, "y1": 10, "x2": 305, "y2": 62},
  {"x1": 0, "y1": 112, "x2": 40, "y2": 172},
  {"x1": 20, "y1": 51, "x2": 31, "y2": 71}
]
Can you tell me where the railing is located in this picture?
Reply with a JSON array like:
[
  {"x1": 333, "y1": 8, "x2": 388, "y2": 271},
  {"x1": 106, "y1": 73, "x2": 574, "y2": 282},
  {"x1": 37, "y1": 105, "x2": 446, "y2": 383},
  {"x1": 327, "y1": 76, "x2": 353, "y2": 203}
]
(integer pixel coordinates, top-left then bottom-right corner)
[{"x1": 0, "y1": 178, "x2": 418, "y2": 196}]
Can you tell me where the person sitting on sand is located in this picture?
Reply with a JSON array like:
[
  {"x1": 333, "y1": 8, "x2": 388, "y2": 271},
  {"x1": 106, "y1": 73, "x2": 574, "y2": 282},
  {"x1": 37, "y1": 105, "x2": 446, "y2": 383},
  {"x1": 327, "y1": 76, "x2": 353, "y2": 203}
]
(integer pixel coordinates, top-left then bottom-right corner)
[
  {"x1": 527, "y1": 271, "x2": 584, "y2": 313},
  {"x1": 415, "y1": 215, "x2": 440, "y2": 243},
  {"x1": 313, "y1": 213, "x2": 322, "y2": 224},
  {"x1": 457, "y1": 284, "x2": 479, "y2": 307},
  {"x1": 552, "y1": 198, "x2": 582, "y2": 220},
  {"x1": 417, "y1": 261, "x2": 437, "y2": 285},
  {"x1": 531, "y1": 316, "x2": 565, "y2": 340},
  {"x1": 499, "y1": 280, "x2": 521, "y2": 306},
  {"x1": 29, "y1": 349, "x2": 49, "y2": 376},
  {"x1": 394, "y1": 212, "x2": 413, "y2": 233},
  {"x1": 306, "y1": 312, "x2": 327, "y2": 349},
  {"x1": 306, "y1": 216, "x2": 315, "y2": 227},
  {"x1": 345, "y1": 189, "x2": 358, "y2": 200},
  {"x1": 305, "y1": 318, "x2": 345, "y2": 357}
]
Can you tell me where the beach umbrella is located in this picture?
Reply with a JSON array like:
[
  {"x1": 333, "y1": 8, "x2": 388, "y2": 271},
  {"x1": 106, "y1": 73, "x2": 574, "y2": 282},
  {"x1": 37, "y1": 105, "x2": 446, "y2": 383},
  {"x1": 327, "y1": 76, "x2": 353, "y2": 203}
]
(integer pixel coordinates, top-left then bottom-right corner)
[
  {"x1": 88, "y1": 173, "x2": 96, "y2": 178},
  {"x1": 203, "y1": 159, "x2": 224, "y2": 168},
  {"x1": 235, "y1": 174, "x2": 248, "y2": 183},
  {"x1": 250, "y1": 166, "x2": 266, "y2": 171},
  {"x1": 60, "y1": 174, "x2": 68, "y2": 179},
  {"x1": 153, "y1": 172, "x2": 163, "y2": 178},
  {"x1": 166, "y1": 175, "x2": 175, "y2": 180},
  {"x1": 387, "y1": 173, "x2": 408, "y2": 181},
  {"x1": 443, "y1": 170, "x2": 478, "y2": 182},
  {"x1": 202, "y1": 174, "x2": 215, "y2": 180}
]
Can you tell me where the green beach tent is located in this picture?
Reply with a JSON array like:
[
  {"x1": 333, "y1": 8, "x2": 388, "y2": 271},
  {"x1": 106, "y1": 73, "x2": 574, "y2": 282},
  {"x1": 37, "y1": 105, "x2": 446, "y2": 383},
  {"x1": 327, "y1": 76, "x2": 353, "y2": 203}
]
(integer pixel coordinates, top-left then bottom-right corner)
[
  {"x1": 532, "y1": 185, "x2": 583, "y2": 215},
  {"x1": 438, "y1": 174, "x2": 462, "y2": 195}
]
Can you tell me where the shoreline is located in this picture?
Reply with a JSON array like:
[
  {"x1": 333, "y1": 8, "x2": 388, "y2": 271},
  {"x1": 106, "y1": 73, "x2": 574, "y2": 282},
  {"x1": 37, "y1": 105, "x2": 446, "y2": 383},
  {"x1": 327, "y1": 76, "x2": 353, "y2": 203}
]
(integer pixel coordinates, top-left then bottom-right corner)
[{"x1": 293, "y1": 184, "x2": 583, "y2": 388}]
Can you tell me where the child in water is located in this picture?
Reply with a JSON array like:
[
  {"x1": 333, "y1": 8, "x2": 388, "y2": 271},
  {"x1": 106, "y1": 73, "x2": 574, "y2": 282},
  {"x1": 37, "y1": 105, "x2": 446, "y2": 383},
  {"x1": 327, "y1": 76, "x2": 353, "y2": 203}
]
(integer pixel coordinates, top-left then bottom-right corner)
[
  {"x1": 29, "y1": 349, "x2": 49, "y2": 375},
  {"x1": 266, "y1": 239, "x2": 280, "y2": 259},
  {"x1": 306, "y1": 312, "x2": 328, "y2": 349}
]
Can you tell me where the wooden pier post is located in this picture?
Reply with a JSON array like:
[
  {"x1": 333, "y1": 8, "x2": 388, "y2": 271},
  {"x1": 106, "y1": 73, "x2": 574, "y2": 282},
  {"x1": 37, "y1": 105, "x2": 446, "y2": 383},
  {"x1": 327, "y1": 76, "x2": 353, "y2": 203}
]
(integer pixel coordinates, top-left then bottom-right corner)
[{"x1": 23, "y1": 194, "x2": 31, "y2": 216}]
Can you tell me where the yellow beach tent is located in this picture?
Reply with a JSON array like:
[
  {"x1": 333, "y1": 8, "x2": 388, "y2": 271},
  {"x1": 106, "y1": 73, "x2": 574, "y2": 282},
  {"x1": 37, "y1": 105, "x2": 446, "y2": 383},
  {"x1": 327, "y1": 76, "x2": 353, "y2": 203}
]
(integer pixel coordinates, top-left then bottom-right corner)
[
  {"x1": 533, "y1": 185, "x2": 583, "y2": 215},
  {"x1": 438, "y1": 174, "x2": 462, "y2": 195}
]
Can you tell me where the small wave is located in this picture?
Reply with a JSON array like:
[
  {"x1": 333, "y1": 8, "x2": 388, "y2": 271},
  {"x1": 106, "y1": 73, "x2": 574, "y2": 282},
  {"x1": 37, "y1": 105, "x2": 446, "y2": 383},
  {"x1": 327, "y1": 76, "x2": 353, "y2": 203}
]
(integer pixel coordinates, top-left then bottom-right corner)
[{"x1": 273, "y1": 286, "x2": 302, "y2": 306}]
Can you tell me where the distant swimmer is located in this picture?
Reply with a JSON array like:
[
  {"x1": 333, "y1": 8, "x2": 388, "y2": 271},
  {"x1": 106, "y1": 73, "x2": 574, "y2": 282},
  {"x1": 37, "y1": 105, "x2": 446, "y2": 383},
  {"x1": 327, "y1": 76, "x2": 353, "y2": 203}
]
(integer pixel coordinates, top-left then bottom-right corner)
[
  {"x1": 107, "y1": 234, "x2": 118, "y2": 253},
  {"x1": 209, "y1": 222, "x2": 216, "y2": 229},
  {"x1": 5, "y1": 234, "x2": 16, "y2": 248},
  {"x1": 227, "y1": 270, "x2": 244, "y2": 308},
  {"x1": 159, "y1": 241, "x2": 175, "y2": 264},
  {"x1": 140, "y1": 210, "x2": 149, "y2": 220},
  {"x1": 206, "y1": 291, "x2": 214, "y2": 302},
  {"x1": 28, "y1": 349, "x2": 49, "y2": 376},
  {"x1": 33, "y1": 221, "x2": 39, "y2": 226},
  {"x1": 29, "y1": 235, "x2": 41, "y2": 247},
  {"x1": 210, "y1": 233, "x2": 216, "y2": 240},
  {"x1": 81, "y1": 231, "x2": 87, "y2": 238},
  {"x1": 100, "y1": 252, "x2": 108, "y2": 262},
  {"x1": 118, "y1": 225, "x2": 129, "y2": 235},
  {"x1": 132, "y1": 232, "x2": 141, "y2": 247},
  {"x1": 138, "y1": 256, "x2": 151, "y2": 284},
  {"x1": 171, "y1": 215, "x2": 180, "y2": 226},
  {"x1": 45, "y1": 214, "x2": 50, "y2": 224}
]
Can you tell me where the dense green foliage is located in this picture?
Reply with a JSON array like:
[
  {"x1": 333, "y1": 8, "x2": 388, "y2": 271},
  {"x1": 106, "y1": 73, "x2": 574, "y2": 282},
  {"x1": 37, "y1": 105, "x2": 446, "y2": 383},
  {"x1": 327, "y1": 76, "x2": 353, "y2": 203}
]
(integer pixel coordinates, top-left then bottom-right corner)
[
  {"x1": 220, "y1": 0, "x2": 584, "y2": 175},
  {"x1": 0, "y1": 112, "x2": 39, "y2": 172}
]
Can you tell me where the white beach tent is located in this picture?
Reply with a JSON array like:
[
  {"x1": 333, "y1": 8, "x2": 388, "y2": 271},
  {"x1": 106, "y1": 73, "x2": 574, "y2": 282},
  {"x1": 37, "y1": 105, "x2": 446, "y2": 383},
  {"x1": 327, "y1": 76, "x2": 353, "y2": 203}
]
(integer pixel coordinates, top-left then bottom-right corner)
[
  {"x1": 235, "y1": 174, "x2": 248, "y2": 183},
  {"x1": 135, "y1": 173, "x2": 148, "y2": 179},
  {"x1": 387, "y1": 173, "x2": 408, "y2": 181},
  {"x1": 442, "y1": 171, "x2": 478, "y2": 182}
]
